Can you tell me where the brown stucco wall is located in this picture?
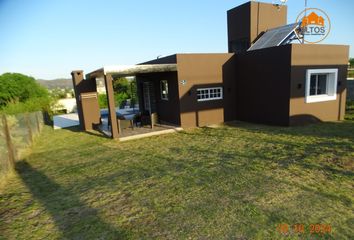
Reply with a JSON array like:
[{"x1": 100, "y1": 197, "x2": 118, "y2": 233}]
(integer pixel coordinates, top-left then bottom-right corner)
[
  {"x1": 71, "y1": 71, "x2": 100, "y2": 130},
  {"x1": 236, "y1": 45, "x2": 292, "y2": 126},
  {"x1": 81, "y1": 93, "x2": 101, "y2": 130},
  {"x1": 176, "y1": 53, "x2": 236, "y2": 128},
  {"x1": 137, "y1": 72, "x2": 180, "y2": 125},
  {"x1": 289, "y1": 45, "x2": 349, "y2": 124},
  {"x1": 140, "y1": 54, "x2": 177, "y2": 65},
  {"x1": 249, "y1": 1, "x2": 287, "y2": 44}
]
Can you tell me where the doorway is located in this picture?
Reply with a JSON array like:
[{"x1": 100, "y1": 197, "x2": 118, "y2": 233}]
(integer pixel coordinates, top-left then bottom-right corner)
[{"x1": 142, "y1": 81, "x2": 156, "y2": 114}]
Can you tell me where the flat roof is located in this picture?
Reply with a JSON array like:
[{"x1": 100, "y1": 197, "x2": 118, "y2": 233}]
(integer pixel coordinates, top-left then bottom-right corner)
[{"x1": 87, "y1": 64, "x2": 177, "y2": 79}]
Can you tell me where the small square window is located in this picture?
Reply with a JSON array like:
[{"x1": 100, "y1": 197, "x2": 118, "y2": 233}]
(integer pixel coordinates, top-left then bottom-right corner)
[
  {"x1": 160, "y1": 80, "x2": 169, "y2": 100},
  {"x1": 306, "y1": 69, "x2": 337, "y2": 103},
  {"x1": 196, "y1": 87, "x2": 223, "y2": 102}
]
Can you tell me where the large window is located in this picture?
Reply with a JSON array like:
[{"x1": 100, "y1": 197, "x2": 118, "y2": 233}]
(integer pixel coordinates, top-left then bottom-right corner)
[
  {"x1": 305, "y1": 69, "x2": 338, "y2": 103},
  {"x1": 197, "y1": 87, "x2": 223, "y2": 102},
  {"x1": 160, "y1": 80, "x2": 168, "y2": 100}
]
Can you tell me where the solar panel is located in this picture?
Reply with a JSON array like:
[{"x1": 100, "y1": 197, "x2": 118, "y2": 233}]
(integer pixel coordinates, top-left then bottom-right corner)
[{"x1": 248, "y1": 23, "x2": 300, "y2": 51}]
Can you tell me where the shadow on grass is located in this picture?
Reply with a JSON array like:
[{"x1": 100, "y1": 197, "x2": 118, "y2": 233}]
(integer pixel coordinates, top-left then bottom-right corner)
[
  {"x1": 15, "y1": 161, "x2": 129, "y2": 239},
  {"x1": 60, "y1": 125, "x2": 111, "y2": 139},
  {"x1": 225, "y1": 121, "x2": 354, "y2": 141}
]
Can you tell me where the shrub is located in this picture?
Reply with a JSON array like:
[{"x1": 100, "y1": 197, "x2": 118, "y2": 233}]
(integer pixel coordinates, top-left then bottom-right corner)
[
  {"x1": 0, "y1": 73, "x2": 52, "y2": 115},
  {"x1": 98, "y1": 93, "x2": 130, "y2": 109},
  {"x1": 349, "y1": 58, "x2": 354, "y2": 68},
  {"x1": 98, "y1": 94, "x2": 108, "y2": 108},
  {"x1": 0, "y1": 97, "x2": 52, "y2": 115},
  {"x1": 0, "y1": 73, "x2": 48, "y2": 107}
]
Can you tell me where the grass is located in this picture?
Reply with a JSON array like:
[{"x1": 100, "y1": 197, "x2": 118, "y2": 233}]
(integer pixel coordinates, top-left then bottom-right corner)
[
  {"x1": 346, "y1": 100, "x2": 354, "y2": 121},
  {"x1": 348, "y1": 70, "x2": 354, "y2": 78},
  {"x1": 0, "y1": 114, "x2": 353, "y2": 239}
]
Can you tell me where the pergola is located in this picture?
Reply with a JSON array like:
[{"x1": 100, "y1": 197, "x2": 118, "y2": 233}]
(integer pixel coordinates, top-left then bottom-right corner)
[{"x1": 85, "y1": 64, "x2": 177, "y2": 139}]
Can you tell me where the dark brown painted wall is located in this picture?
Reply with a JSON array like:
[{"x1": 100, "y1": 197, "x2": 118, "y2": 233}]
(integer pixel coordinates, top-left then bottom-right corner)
[
  {"x1": 136, "y1": 72, "x2": 180, "y2": 125},
  {"x1": 227, "y1": 2, "x2": 251, "y2": 52},
  {"x1": 289, "y1": 44, "x2": 349, "y2": 124},
  {"x1": 176, "y1": 53, "x2": 236, "y2": 128},
  {"x1": 235, "y1": 44, "x2": 349, "y2": 126},
  {"x1": 227, "y1": 1, "x2": 287, "y2": 53},
  {"x1": 156, "y1": 73, "x2": 180, "y2": 125},
  {"x1": 236, "y1": 45, "x2": 292, "y2": 126}
]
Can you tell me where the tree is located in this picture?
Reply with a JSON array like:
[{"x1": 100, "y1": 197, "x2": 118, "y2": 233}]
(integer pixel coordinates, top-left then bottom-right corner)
[
  {"x1": 112, "y1": 77, "x2": 138, "y2": 108},
  {"x1": 113, "y1": 77, "x2": 130, "y2": 94},
  {"x1": 349, "y1": 58, "x2": 354, "y2": 68},
  {"x1": 0, "y1": 73, "x2": 48, "y2": 107}
]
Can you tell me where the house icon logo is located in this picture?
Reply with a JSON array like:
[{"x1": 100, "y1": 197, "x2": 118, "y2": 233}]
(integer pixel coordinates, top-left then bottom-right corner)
[
  {"x1": 296, "y1": 8, "x2": 331, "y2": 44},
  {"x1": 301, "y1": 12, "x2": 324, "y2": 27}
]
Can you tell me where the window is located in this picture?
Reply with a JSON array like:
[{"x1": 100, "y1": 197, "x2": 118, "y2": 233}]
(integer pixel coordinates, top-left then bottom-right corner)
[
  {"x1": 309, "y1": 74, "x2": 327, "y2": 96},
  {"x1": 160, "y1": 80, "x2": 168, "y2": 100},
  {"x1": 197, "y1": 87, "x2": 223, "y2": 101},
  {"x1": 305, "y1": 69, "x2": 338, "y2": 103}
]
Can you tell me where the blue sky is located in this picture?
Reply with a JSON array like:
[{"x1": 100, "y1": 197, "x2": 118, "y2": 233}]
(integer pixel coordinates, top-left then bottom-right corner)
[{"x1": 0, "y1": 0, "x2": 353, "y2": 79}]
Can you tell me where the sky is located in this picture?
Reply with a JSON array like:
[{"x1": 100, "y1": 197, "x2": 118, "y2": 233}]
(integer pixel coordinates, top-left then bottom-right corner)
[{"x1": 0, "y1": 0, "x2": 353, "y2": 79}]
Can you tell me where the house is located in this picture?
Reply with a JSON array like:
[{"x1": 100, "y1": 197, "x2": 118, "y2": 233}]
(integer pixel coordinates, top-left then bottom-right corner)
[
  {"x1": 72, "y1": 1, "x2": 349, "y2": 139},
  {"x1": 301, "y1": 12, "x2": 325, "y2": 27}
]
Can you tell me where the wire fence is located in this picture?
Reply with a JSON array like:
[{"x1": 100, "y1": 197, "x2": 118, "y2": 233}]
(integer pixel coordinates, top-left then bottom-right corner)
[{"x1": 0, "y1": 111, "x2": 44, "y2": 177}]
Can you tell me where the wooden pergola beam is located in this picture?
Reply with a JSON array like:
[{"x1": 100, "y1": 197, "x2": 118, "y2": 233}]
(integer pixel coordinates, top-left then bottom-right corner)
[
  {"x1": 104, "y1": 74, "x2": 119, "y2": 139},
  {"x1": 86, "y1": 64, "x2": 177, "y2": 79}
]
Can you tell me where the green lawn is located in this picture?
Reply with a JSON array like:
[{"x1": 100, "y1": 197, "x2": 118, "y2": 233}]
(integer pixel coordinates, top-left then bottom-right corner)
[
  {"x1": 346, "y1": 100, "x2": 354, "y2": 121},
  {"x1": 0, "y1": 115, "x2": 353, "y2": 239},
  {"x1": 348, "y1": 70, "x2": 354, "y2": 78}
]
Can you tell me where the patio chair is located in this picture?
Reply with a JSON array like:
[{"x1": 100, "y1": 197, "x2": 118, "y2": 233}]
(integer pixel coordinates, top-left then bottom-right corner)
[{"x1": 117, "y1": 114, "x2": 134, "y2": 133}]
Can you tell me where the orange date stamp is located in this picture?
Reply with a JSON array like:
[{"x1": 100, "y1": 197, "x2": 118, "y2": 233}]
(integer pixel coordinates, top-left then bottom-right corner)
[{"x1": 276, "y1": 223, "x2": 332, "y2": 235}]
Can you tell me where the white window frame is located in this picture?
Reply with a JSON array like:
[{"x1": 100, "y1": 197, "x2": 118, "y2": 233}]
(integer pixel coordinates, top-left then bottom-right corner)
[
  {"x1": 197, "y1": 87, "x2": 223, "y2": 102},
  {"x1": 160, "y1": 80, "x2": 169, "y2": 101},
  {"x1": 305, "y1": 69, "x2": 338, "y2": 103}
]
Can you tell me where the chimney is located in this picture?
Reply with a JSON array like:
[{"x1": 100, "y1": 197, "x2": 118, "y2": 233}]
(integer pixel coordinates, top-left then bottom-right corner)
[{"x1": 227, "y1": 1, "x2": 287, "y2": 53}]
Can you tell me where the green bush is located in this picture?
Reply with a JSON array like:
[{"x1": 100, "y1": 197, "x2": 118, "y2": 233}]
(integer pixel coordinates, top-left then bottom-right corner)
[
  {"x1": 113, "y1": 77, "x2": 138, "y2": 107},
  {"x1": 0, "y1": 73, "x2": 48, "y2": 107},
  {"x1": 349, "y1": 58, "x2": 354, "y2": 68},
  {"x1": 116, "y1": 92, "x2": 129, "y2": 108},
  {"x1": 98, "y1": 93, "x2": 129, "y2": 109},
  {"x1": 0, "y1": 97, "x2": 52, "y2": 115},
  {"x1": 98, "y1": 94, "x2": 108, "y2": 108},
  {"x1": 0, "y1": 73, "x2": 52, "y2": 115}
]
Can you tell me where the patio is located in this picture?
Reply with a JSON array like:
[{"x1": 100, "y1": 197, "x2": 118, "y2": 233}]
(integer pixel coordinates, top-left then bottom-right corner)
[{"x1": 98, "y1": 107, "x2": 183, "y2": 141}]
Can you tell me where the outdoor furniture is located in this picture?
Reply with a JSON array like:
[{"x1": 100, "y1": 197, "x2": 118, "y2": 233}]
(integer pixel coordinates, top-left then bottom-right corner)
[
  {"x1": 150, "y1": 113, "x2": 158, "y2": 129},
  {"x1": 140, "y1": 112, "x2": 159, "y2": 129},
  {"x1": 117, "y1": 113, "x2": 134, "y2": 133}
]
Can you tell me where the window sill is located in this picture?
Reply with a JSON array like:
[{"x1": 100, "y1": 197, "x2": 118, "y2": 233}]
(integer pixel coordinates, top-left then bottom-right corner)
[
  {"x1": 197, "y1": 98, "x2": 223, "y2": 102},
  {"x1": 305, "y1": 94, "x2": 337, "y2": 103}
]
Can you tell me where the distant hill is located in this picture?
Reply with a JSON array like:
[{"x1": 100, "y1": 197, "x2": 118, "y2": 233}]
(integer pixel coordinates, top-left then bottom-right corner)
[{"x1": 37, "y1": 78, "x2": 73, "y2": 89}]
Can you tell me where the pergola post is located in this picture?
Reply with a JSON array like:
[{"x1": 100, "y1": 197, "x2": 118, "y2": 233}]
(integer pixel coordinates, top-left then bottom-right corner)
[
  {"x1": 71, "y1": 70, "x2": 85, "y2": 129},
  {"x1": 104, "y1": 74, "x2": 119, "y2": 139}
]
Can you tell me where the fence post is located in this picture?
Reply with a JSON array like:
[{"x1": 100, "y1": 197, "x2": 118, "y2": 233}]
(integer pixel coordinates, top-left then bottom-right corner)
[
  {"x1": 2, "y1": 114, "x2": 15, "y2": 167},
  {"x1": 35, "y1": 112, "x2": 41, "y2": 134},
  {"x1": 25, "y1": 113, "x2": 33, "y2": 143}
]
